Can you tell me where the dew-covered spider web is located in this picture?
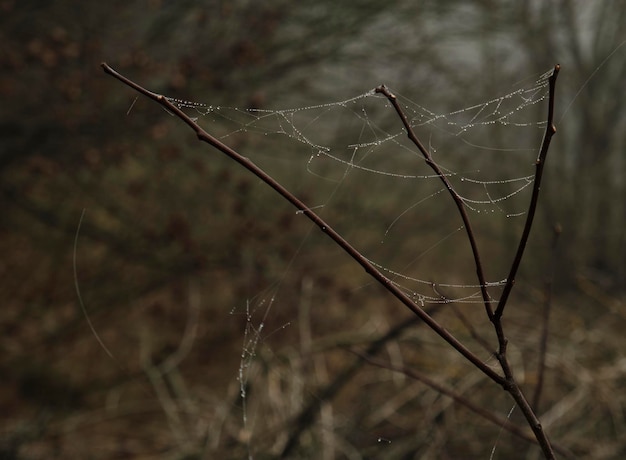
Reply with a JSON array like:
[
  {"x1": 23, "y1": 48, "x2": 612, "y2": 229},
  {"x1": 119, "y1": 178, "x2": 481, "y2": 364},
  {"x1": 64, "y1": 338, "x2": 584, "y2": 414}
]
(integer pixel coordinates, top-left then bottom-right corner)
[
  {"x1": 166, "y1": 68, "x2": 554, "y2": 444},
  {"x1": 168, "y1": 67, "x2": 552, "y2": 293}
]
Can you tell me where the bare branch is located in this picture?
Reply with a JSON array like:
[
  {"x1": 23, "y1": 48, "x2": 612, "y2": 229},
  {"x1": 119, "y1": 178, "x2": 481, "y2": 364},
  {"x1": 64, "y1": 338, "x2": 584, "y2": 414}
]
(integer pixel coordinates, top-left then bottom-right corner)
[{"x1": 495, "y1": 65, "x2": 561, "y2": 320}]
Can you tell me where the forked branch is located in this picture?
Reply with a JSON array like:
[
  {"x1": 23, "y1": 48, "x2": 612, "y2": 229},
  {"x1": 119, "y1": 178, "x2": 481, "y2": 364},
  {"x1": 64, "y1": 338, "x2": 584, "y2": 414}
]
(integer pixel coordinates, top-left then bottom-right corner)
[
  {"x1": 101, "y1": 63, "x2": 560, "y2": 458},
  {"x1": 374, "y1": 63, "x2": 561, "y2": 325},
  {"x1": 375, "y1": 66, "x2": 560, "y2": 459}
]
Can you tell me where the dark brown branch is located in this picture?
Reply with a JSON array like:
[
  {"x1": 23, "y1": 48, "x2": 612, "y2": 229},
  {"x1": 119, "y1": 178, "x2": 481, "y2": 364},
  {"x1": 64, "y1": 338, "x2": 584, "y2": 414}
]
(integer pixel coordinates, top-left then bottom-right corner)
[
  {"x1": 101, "y1": 62, "x2": 504, "y2": 387},
  {"x1": 492, "y1": 65, "x2": 560, "y2": 460},
  {"x1": 495, "y1": 65, "x2": 561, "y2": 320},
  {"x1": 374, "y1": 85, "x2": 494, "y2": 320},
  {"x1": 486, "y1": 67, "x2": 560, "y2": 460},
  {"x1": 375, "y1": 66, "x2": 561, "y2": 460}
]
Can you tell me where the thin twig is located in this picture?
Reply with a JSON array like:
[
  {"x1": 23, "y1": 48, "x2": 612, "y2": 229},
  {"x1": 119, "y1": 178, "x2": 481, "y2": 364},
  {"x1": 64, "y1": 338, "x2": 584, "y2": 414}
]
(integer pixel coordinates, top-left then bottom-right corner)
[
  {"x1": 374, "y1": 85, "x2": 494, "y2": 320},
  {"x1": 495, "y1": 66, "x2": 561, "y2": 320},
  {"x1": 490, "y1": 65, "x2": 560, "y2": 460}
]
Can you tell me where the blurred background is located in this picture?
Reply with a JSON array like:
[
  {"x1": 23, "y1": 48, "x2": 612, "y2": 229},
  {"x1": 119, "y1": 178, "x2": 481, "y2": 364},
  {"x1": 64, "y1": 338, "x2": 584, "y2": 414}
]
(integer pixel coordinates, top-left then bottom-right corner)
[{"x1": 1, "y1": 1, "x2": 624, "y2": 458}]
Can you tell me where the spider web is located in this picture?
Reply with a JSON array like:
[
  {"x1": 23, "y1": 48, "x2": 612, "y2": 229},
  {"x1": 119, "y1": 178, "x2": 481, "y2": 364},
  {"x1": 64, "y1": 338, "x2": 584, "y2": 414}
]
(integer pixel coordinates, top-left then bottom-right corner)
[
  {"x1": 166, "y1": 68, "x2": 553, "y2": 446},
  {"x1": 168, "y1": 67, "x2": 552, "y2": 288},
  {"x1": 169, "y1": 68, "x2": 550, "y2": 187}
]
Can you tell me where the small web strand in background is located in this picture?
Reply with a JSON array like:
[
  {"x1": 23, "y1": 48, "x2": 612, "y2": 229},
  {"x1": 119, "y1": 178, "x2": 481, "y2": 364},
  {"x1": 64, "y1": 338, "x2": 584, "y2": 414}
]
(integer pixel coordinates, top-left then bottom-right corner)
[
  {"x1": 74, "y1": 209, "x2": 116, "y2": 360},
  {"x1": 490, "y1": 405, "x2": 517, "y2": 460}
]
